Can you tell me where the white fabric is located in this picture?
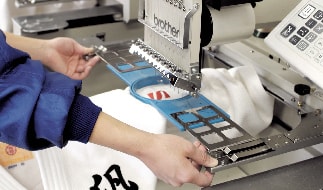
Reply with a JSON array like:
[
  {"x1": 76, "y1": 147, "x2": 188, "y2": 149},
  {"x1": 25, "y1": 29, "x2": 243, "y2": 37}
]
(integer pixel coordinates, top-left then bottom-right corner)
[
  {"x1": 34, "y1": 148, "x2": 70, "y2": 190},
  {"x1": 200, "y1": 66, "x2": 274, "y2": 136},
  {"x1": 4, "y1": 158, "x2": 43, "y2": 190},
  {"x1": 0, "y1": 166, "x2": 26, "y2": 190},
  {"x1": 35, "y1": 89, "x2": 167, "y2": 190}
]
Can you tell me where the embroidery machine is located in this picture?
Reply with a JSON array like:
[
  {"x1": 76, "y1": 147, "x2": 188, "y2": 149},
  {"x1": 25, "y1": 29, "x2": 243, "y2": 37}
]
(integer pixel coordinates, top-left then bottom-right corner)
[
  {"x1": 12, "y1": 0, "x2": 323, "y2": 188},
  {"x1": 94, "y1": 0, "x2": 323, "y2": 177},
  {"x1": 128, "y1": 1, "x2": 323, "y2": 188}
]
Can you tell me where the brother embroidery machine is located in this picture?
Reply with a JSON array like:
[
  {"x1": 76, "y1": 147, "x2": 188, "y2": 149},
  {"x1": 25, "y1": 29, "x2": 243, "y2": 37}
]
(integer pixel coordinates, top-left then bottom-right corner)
[
  {"x1": 12, "y1": 0, "x2": 323, "y2": 188},
  {"x1": 90, "y1": 0, "x2": 323, "y2": 186}
]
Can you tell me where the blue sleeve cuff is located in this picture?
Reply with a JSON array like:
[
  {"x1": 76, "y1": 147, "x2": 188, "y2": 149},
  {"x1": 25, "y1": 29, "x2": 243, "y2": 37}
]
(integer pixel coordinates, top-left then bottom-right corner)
[{"x1": 64, "y1": 94, "x2": 102, "y2": 145}]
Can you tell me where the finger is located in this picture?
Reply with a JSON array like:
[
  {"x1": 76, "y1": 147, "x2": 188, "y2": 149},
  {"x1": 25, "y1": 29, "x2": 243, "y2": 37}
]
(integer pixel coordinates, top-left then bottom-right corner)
[
  {"x1": 180, "y1": 159, "x2": 214, "y2": 187},
  {"x1": 191, "y1": 141, "x2": 204, "y2": 170},
  {"x1": 74, "y1": 41, "x2": 95, "y2": 55},
  {"x1": 76, "y1": 65, "x2": 86, "y2": 73},
  {"x1": 193, "y1": 141, "x2": 205, "y2": 151},
  {"x1": 191, "y1": 170, "x2": 214, "y2": 187},
  {"x1": 193, "y1": 141, "x2": 202, "y2": 148},
  {"x1": 83, "y1": 65, "x2": 93, "y2": 76},
  {"x1": 83, "y1": 47, "x2": 95, "y2": 55},
  {"x1": 75, "y1": 65, "x2": 93, "y2": 79},
  {"x1": 189, "y1": 142, "x2": 218, "y2": 168},
  {"x1": 77, "y1": 55, "x2": 99, "y2": 71},
  {"x1": 191, "y1": 159, "x2": 200, "y2": 170},
  {"x1": 79, "y1": 44, "x2": 96, "y2": 55},
  {"x1": 195, "y1": 141, "x2": 209, "y2": 154},
  {"x1": 86, "y1": 55, "x2": 100, "y2": 67}
]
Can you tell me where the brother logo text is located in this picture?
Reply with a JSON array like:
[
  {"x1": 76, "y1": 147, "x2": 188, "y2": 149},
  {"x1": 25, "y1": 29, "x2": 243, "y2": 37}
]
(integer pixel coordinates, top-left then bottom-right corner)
[{"x1": 154, "y1": 14, "x2": 180, "y2": 38}]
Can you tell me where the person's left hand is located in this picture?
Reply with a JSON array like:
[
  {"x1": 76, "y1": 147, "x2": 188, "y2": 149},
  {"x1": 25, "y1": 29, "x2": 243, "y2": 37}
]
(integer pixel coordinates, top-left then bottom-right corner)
[
  {"x1": 42, "y1": 37, "x2": 100, "y2": 80},
  {"x1": 138, "y1": 134, "x2": 218, "y2": 187}
]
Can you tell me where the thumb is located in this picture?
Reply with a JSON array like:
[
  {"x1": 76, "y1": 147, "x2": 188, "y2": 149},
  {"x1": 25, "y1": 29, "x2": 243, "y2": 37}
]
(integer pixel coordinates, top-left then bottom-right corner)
[
  {"x1": 190, "y1": 142, "x2": 218, "y2": 168},
  {"x1": 79, "y1": 46, "x2": 94, "y2": 55},
  {"x1": 74, "y1": 41, "x2": 94, "y2": 55},
  {"x1": 83, "y1": 47, "x2": 95, "y2": 54}
]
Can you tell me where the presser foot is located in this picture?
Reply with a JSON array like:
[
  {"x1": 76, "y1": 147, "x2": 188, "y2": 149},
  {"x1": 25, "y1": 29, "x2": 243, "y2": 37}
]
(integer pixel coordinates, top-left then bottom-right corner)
[{"x1": 129, "y1": 39, "x2": 201, "y2": 96}]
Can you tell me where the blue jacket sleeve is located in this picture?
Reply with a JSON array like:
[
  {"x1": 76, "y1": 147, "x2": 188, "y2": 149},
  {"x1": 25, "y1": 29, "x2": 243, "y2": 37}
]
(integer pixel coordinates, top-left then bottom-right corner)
[{"x1": 0, "y1": 31, "x2": 102, "y2": 150}]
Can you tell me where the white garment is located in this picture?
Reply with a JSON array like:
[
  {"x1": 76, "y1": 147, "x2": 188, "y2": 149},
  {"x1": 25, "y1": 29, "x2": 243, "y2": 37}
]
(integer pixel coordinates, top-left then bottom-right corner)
[
  {"x1": 200, "y1": 66, "x2": 274, "y2": 136},
  {"x1": 0, "y1": 166, "x2": 26, "y2": 190}
]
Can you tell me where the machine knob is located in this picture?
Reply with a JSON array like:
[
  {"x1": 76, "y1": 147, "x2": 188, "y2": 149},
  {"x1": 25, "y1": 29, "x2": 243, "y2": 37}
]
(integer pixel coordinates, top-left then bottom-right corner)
[
  {"x1": 294, "y1": 84, "x2": 311, "y2": 107},
  {"x1": 253, "y1": 28, "x2": 271, "y2": 38},
  {"x1": 294, "y1": 84, "x2": 311, "y2": 96}
]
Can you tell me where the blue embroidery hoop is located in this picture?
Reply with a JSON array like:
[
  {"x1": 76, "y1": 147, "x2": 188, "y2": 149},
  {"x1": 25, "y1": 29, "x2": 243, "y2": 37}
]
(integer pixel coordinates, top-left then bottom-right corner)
[{"x1": 129, "y1": 75, "x2": 230, "y2": 131}]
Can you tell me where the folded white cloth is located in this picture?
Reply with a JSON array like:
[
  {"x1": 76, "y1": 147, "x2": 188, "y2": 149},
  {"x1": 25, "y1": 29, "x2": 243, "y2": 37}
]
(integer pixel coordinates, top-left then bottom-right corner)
[
  {"x1": 200, "y1": 66, "x2": 274, "y2": 136},
  {"x1": 35, "y1": 89, "x2": 167, "y2": 190}
]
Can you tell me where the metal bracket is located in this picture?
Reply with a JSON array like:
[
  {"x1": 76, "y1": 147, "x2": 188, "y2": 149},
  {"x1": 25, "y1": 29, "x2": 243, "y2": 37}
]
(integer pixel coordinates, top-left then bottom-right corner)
[{"x1": 206, "y1": 108, "x2": 323, "y2": 173}]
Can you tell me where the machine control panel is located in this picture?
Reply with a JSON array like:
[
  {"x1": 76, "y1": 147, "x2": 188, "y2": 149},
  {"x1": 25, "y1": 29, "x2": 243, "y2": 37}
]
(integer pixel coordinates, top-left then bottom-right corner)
[{"x1": 265, "y1": 0, "x2": 323, "y2": 90}]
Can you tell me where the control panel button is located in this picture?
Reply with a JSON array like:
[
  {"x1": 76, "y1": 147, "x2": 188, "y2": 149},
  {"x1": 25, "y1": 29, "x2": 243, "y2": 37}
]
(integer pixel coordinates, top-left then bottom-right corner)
[
  {"x1": 299, "y1": 4, "x2": 316, "y2": 19},
  {"x1": 314, "y1": 53, "x2": 323, "y2": 63},
  {"x1": 305, "y1": 32, "x2": 318, "y2": 42},
  {"x1": 297, "y1": 26, "x2": 310, "y2": 37},
  {"x1": 306, "y1": 47, "x2": 319, "y2": 58},
  {"x1": 305, "y1": 18, "x2": 317, "y2": 28},
  {"x1": 297, "y1": 40, "x2": 309, "y2": 51},
  {"x1": 281, "y1": 24, "x2": 296, "y2": 38},
  {"x1": 313, "y1": 23, "x2": 323, "y2": 34},
  {"x1": 314, "y1": 38, "x2": 323, "y2": 49},
  {"x1": 313, "y1": 10, "x2": 323, "y2": 20},
  {"x1": 289, "y1": 35, "x2": 301, "y2": 45}
]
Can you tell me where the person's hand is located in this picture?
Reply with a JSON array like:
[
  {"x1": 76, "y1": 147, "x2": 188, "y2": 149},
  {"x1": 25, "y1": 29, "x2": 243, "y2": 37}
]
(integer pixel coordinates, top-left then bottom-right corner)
[
  {"x1": 89, "y1": 112, "x2": 218, "y2": 188},
  {"x1": 139, "y1": 134, "x2": 218, "y2": 187},
  {"x1": 43, "y1": 37, "x2": 100, "y2": 80}
]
